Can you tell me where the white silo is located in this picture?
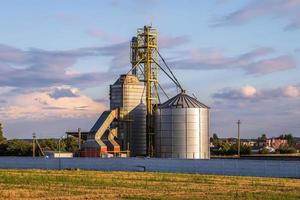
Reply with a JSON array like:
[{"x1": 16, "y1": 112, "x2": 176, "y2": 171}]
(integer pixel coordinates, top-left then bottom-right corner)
[{"x1": 155, "y1": 91, "x2": 210, "y2": 159}]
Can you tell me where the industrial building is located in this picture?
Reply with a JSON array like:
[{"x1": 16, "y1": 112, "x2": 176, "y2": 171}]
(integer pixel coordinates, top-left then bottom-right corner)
[{"x1": 78, "y1": 26, "x2": 210, "y2": 159}]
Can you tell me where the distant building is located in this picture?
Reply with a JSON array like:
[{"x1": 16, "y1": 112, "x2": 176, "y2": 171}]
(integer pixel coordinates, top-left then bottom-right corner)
[
  {"x1": 226, "y1": 138, "x2": 237, "y2": 145},
  {"x1": 294, "y1": 143, "x2": 300, "y2": 150},
  {"x1": 44, "y1": 151, "x2": 73, "y2": 158},
  {"x1": 264, "y1": 146, "x2": 276, "y2": 153},
  {"x1": 242, "y1": 140, "x2": 256, "y2": 147},
  {"x1": 256, "y1": 137, "x2": 288, "y2": 149},
  {"x1": 266, "y1": 138, "x2": 288, "y2": 149}
]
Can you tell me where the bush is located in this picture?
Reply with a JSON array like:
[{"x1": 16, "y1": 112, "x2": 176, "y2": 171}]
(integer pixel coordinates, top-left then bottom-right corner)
[
  {"x1": 278, "y1": 144, "x2": 297, "y2": 154},
  {"x1": 4, "y1": 139, "x2": 32, "y2": 156},
  {"x1": 210, "y1": 143, "x2": 252, "y2": 155},
  {"x1": 259, "y1": 148, "x2": 270, "y2": 154}
]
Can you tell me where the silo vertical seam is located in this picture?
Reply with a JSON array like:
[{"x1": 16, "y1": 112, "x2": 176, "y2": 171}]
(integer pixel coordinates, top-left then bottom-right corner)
[
  {"x1": 199, "y1": 108, "x2": 201, "y2": 159},
  {"x1": 207, "y1": 109, "x2": 209, "y2": 159},
  {"x1": 185, "y1": 108, "x2": 187, "y2": 159}
]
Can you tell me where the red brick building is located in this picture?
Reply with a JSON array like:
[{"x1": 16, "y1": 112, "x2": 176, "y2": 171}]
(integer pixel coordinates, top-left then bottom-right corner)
[{"x1": 265, "y1": 138, "x2": 288, "y2": 149}]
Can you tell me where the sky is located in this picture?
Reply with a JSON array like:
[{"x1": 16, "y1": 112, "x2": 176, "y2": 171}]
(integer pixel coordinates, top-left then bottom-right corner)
[{"x1": 0, "y1": 0, "x2": 300, "y2": 139}]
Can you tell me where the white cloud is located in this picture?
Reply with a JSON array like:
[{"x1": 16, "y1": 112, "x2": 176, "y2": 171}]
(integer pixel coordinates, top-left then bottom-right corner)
[
  {"x1": 0, "y1": 86, "x2": 106, "y2": 120},
  {"x1": 215, "y1": 0, "x2": 300, "y2": 30},
  {"x1": 213, "y1": 85, "x2": 300, "y2": 100},
  {"x1": 283, "y1": 86, "x2": 299, "y2": 97},
  {"x1": 240, "y1": 85, "x2": 257, "y2": 97},
  {"x1": 169, "y1": 47, "x2": 295, "y2": 75},
  {"x1": 211, "y1": 84, "x2": 300, "y2": 138}
]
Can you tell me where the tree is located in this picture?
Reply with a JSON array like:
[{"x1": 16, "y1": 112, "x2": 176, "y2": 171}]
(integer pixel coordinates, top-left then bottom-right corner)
[
  {"x1": 5, "y1": 139, "x2": 32, "y2": 156},
  {"x1": 284, "y1": 134, "x2": 294, "y2": 146},
  {"x1": 213, "y1": 133, "x2": 219, "y2": 140},
  {"x1": 258, "y1": 134, "x2": 267, "y2": 141},
  {"x1": 210, "y1": 133, "x2": 222, "y2": 147},
  {"x1": 279, "y1": 134, "x2": 294, "y2": 146},
  {"x1": 278, "y1": 144, "x2": 297, "y2": 154},
  {"x1": 63, "y1": 137, "x2": 79, "y2": 156},
  {"x1": 0, "y1": 123, "x2": 6, "y2": 142},
  {"x1": 259, "y1": 147, "x2": 270, "y2": 154},
  {"x1": 39, "y1": 138, "x2": 63, "y2": 151}
]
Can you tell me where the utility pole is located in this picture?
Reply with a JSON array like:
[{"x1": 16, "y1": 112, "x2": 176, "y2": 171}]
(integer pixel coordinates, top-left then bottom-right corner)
[
  {"x1": 32, "y1": 133, "x2": 36, "y2": 157},
  {"x1": 237, "y1": 120, "x2": 241, "y2": 157},
  {"x1": 78, "y1": 128, "x2": 81, "y2": 157}
]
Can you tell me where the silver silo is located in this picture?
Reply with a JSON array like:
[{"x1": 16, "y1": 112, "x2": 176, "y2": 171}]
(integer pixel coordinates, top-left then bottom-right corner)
[
  {"x1": 155, "y1": 91, "x2": 210, "y2": 159},
  {"x1": 110, "y1": 74, "x2": 146, "y2": 156}
]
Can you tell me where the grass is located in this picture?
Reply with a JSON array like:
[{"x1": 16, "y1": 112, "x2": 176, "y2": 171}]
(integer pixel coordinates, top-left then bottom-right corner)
[{"x1": 0, "y1": 169, "x2": 299, "y2": 200}]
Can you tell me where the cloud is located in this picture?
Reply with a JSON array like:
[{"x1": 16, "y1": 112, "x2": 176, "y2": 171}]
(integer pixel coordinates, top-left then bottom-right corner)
[
  {"x1": 213, "y1": 85, "x2": 258, "y2": 100},
  {"x1": 213, "y1": 85, "x2": 300, "y2": 100},
  {"x1": 48, "y1": 86, "x2": 79, "y2": 99},
  {"x1": 0, "y1": 86, "x2": 105, "y2": 120},
  {"x1": 211, "y1": 84, "x2": 300, "y2": 137},
  {"x1": 86, "y1": 29, "x2": 125, "y2": 43},
  {"x1": 215, "y1": 0, "x2": 300, "y2": 30},
  {"x1": 244, "y1": 55, "x2": 296, "y2": 75},
  {"x1": 169, "y1": 47, "x2": 295, "y2": 75},
  {"x1": 86, "y1": 34, "x2": 190, "y2": 72},
  {"x1": 0, "y1": 32, "x2": 189, "y2": 92},
  {"x1": 0, "y1": 44, "x2": 118, "y2": 89},
  {"x1": 0, "y1": 44, "x2": 26, "y2": 63},
  {"x1": 284, "y1": 13, "x2": 300, "y2": 31},
  {"x1": 159, "y1": 35, "x2": 189, "y2": 49},
  {"x1": 283, "y1": 86, "x2": 299, "y2": 97},
  {"x1": 240, "y1": 85, "x2": 257, "y2": 97},
  {"x1": 0, "y1": 99, "x2": 6, "y2": 104}
]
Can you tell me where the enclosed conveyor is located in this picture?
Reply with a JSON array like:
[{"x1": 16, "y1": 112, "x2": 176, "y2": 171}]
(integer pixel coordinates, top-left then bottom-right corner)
[{"x1": 80, "y1": 109, "x2": 119, "y2": 157}]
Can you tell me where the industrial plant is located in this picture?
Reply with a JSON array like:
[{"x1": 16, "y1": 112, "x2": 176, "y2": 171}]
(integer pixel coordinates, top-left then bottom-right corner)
[{"x1": 72, "y1": 26, "x2": 210, "y2": 159}]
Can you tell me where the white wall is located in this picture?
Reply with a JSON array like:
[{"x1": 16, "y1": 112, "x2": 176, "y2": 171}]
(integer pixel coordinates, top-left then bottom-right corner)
[{"x1": 0, "y1": 157, "x2": 299, "y2": 178}]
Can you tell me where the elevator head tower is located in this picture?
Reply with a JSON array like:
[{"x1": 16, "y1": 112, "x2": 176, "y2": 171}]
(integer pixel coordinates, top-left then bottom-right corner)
[{"x1": 130, "y1": 26, "x2": 159, "y2": 156}]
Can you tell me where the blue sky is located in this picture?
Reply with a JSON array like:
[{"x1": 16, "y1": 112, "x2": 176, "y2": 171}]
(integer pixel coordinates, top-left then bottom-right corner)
[{"x1": 0, "y1": 0, "x2": 300, "y2": 139}]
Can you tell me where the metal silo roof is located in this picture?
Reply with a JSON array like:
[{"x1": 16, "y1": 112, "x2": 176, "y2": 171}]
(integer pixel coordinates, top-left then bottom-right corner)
[{"x1": 159, "y1": 91, "x2": 209, "y2": 109}]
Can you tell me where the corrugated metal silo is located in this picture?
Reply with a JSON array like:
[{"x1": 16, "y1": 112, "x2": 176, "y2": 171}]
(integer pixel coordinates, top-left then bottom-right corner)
[
  {"x1": 155, "y1": 91, "x2": 210, "y2": 159},
  {"x1": 110, "y1": 74, "x2": 146, "y2": 156}
]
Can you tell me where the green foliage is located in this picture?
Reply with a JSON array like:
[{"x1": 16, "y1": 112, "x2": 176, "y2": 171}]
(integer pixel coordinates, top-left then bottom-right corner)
[
  {"x1": 279, "y1": 134, "x2": 295, "y2": 146},
  {"x1": 259, "y1": 147, "x2": 270, "y2": 154},
  {"x1": 3, "y1": 139, "x2": 32, "y2": 156},
  {"x1": 210, "y1": 133, "x2": 224, "y2": 148},
  {"x1": 63, "y1": 137, "x2": 79, "y2": 156},
  {"x1": 0, "y1": 123, "x2": 6, "y2": 142},
  {"x1": 211, "y1": 141, "x2": 252, "y2": 155},
  {"x1": 258, "y1": 134, "x2": 267, "y2": 141},
  {"x1": 241, "y1": 144, "x2": 252, "y2": 155},
  {"x1": 39, "y1": 138, "x2": 61, "y2": 151},
  {"x1": 278, "y1": 144, "x2": 297, "y2": 154},
  {"x1": 0, "y1": 136, "x2": 80, "y2": 156},
  {"x1": 0, "y1": 142, "x2": 8, "y2": 156}
]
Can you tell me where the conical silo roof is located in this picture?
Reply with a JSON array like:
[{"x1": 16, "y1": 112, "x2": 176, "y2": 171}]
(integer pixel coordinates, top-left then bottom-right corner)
[{"x1": 159, "y1": 91, "x2": 209, "y2": 109}]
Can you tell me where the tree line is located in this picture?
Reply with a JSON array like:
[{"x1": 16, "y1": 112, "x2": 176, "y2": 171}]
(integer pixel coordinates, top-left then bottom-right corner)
[
  {"x1": 0, "y1": 125, "x2": 79, "y2": 156},
  {"x1": 210, "y1": 133, "x2": 298, "y2": 155}
]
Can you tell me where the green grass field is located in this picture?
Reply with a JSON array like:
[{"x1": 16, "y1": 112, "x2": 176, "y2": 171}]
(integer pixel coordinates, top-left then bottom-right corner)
[{"x1": 0, "y1": 169, "x2": 299, "y2": 200}]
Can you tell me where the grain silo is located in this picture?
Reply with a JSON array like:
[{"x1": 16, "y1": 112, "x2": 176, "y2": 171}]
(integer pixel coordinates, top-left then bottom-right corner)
[
  {"x1": 110, "y1": 74, "x2": 147, "y2": 156},
  {"x1": 155, "y1": 91, "x2": 210, "y2": 159},
  {"x1": 79, "y1": 25, "x2": 211, "y2": 159}
]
